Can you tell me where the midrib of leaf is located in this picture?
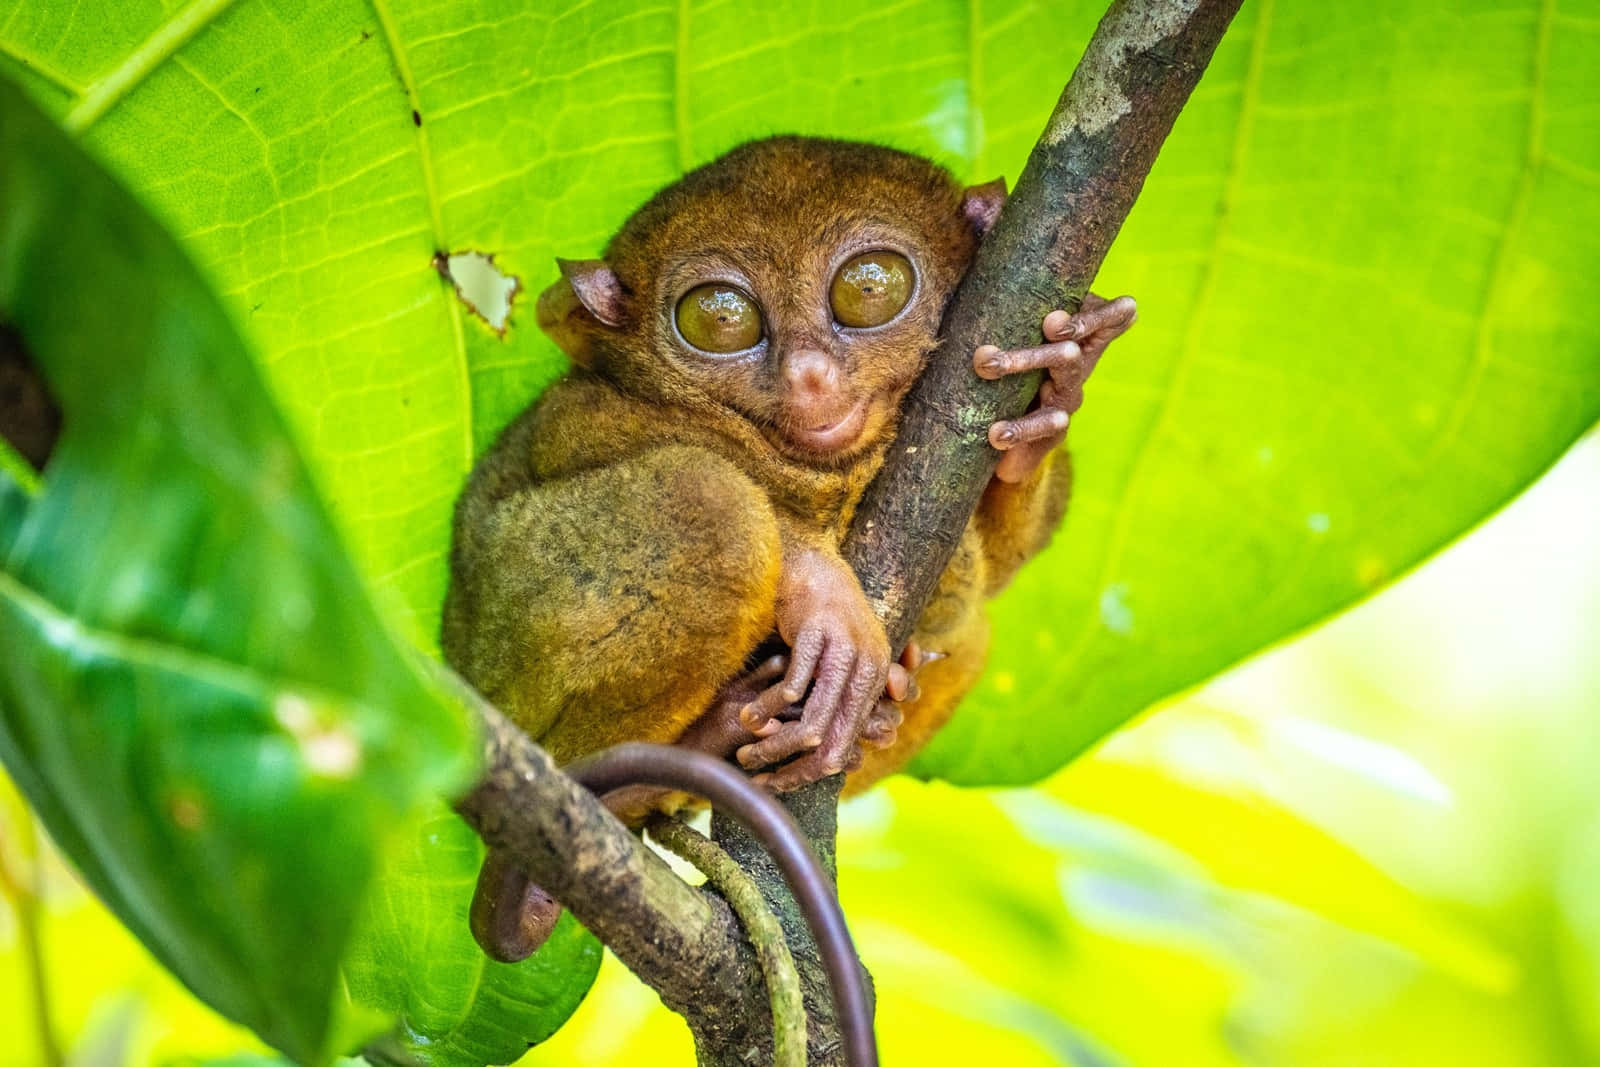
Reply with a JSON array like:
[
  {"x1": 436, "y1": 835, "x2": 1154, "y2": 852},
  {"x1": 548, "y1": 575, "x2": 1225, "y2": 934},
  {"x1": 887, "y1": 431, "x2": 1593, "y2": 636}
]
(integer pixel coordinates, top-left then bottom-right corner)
[
  {"x1": 368, "y1": 0, "x2": 476, "y2": 474},
  {"x1": 0, "y1": 567, "x2": 378, "y2": 716},
  {"x1": 61, "y1": 0, "x2": 240, "y2": 133},
  {"x1": 1423, "y1": 0, "x2": 1553, "y2": 467},
  {"x1": 1052, "y1": 0, "x2": 1274, "y2": 680}
]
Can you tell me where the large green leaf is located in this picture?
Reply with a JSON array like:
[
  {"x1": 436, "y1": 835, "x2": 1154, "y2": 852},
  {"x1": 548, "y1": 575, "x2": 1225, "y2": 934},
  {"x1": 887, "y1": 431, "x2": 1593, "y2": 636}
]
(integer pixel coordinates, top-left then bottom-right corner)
[
  {"x1": 0, "y1": 80, "x2": 597, "y2": 1064},
  {"x1": 4, "y1": 0, "x2": 1592, "y2": 788}
]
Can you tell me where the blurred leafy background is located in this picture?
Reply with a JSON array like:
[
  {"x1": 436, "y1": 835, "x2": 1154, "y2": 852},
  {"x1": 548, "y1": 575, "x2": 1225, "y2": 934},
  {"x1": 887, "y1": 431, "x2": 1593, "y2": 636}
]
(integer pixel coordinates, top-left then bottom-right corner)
[{"x1": 1, "y1": 0, "x2": 1597, "y2": 1063}]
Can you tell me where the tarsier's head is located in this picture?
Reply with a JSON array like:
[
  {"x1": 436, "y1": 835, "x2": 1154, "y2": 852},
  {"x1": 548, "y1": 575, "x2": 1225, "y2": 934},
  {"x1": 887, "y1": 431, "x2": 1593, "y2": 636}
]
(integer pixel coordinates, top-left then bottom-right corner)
[{"x1": 537, "y1": 136, "x2": 1005, "y2": 466}]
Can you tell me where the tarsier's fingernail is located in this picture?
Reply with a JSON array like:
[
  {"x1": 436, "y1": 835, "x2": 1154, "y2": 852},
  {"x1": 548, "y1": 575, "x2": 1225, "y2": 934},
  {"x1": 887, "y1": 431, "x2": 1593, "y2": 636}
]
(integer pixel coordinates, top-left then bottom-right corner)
[
  {"x1": 974, "y1": 344, "x2": 1004, "y2": 375},
  {"x1": 1044, "y1": 309, "x2": 1075, "y2": 339},
  {"x1": 991, "y1": 423, "x2": 1016, "y2": 447},
  {"x1": 780, "y1": 686, "x2": 803, "y2": 703}
]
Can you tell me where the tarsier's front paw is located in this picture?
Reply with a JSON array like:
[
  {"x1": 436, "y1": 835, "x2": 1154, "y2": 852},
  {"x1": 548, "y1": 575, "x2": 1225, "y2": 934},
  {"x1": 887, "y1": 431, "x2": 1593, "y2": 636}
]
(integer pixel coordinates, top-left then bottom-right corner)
[
  {"x1": 974, "y1": 293, "x2": 1137, "y2": 484},
  {"x1": 735, "y1": 641, "x2": 935, "y2": 790}
]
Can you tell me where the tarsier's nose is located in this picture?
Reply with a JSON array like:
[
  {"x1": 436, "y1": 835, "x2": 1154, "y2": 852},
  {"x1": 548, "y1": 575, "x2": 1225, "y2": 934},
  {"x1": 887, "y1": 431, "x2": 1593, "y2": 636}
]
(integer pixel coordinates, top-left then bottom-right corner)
[{"x1": 781, "y1": 348, "x2": 842, "y2": 399}]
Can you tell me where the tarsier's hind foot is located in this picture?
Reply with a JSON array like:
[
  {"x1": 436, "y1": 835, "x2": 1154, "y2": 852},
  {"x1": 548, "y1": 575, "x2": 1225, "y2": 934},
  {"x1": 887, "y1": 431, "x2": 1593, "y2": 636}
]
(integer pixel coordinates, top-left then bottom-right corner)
[{"x1": 975, "y1": 293, "x2": 1137, "y2": 483}]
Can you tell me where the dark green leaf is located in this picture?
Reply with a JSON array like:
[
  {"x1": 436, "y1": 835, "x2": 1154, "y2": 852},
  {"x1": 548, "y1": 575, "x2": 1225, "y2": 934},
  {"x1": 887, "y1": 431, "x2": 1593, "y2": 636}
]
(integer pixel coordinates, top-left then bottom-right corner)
[{"x1": 0, "y1": 80, "x2": 482, "y2": 1061}]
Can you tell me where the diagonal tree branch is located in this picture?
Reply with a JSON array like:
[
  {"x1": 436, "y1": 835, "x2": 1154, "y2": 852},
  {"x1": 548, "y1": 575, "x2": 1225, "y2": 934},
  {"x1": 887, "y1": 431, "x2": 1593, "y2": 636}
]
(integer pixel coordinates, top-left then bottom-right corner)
[
  {"x1": 455, "y1": 1, "x2": 1243, "y2": 1063},
  {"x1": 847, "y1": 0, "x2": 1245, "y2": 644}
]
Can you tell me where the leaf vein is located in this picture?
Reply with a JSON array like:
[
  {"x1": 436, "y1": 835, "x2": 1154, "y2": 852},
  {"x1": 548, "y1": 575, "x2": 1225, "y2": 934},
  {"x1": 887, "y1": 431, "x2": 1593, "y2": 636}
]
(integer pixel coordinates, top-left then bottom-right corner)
[{"x1": 63, "y1": 0, "x2": 241, "y2": 133}]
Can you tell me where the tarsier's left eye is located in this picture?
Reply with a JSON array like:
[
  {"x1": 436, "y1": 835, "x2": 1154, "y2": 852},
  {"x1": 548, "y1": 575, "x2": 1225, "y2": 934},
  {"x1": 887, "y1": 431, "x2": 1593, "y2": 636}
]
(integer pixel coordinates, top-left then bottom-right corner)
[{"x1": 830, "y1": 251, "x2": 914, "y2": 328}]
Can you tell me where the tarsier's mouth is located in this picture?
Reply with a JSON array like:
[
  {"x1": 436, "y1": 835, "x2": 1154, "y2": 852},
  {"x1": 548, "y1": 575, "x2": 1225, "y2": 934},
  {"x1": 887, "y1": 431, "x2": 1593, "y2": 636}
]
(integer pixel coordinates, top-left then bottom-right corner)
[{"x1": 785, "y1": 398, "x2": 871, "y2": 455}]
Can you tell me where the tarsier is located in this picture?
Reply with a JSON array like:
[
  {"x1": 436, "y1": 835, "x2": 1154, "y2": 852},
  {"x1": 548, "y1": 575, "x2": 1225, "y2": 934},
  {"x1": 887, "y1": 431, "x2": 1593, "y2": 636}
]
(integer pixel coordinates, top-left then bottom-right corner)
[{"x1": 442, "y1": 136, "x2": 1135, "y2": 959}]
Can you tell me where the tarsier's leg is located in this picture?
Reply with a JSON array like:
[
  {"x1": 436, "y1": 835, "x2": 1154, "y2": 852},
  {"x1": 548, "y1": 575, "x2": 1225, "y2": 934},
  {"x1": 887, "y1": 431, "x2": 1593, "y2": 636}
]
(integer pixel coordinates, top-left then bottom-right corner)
[
  {"x1": 441, "y1": 444, "x2": 781, "y2": 763},
  {"x1": 446, "y1": 445, "x2": 781, "y2": 963}
]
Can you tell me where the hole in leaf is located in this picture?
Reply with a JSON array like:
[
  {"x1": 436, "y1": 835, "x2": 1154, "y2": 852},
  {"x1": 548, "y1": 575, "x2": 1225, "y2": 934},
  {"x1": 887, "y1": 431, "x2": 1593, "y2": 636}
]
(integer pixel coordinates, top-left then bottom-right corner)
[
  {"x1": 435, "y1": 251, "x2": 519, "y2": 335},
  {"x1": 0, "y1": 321, "x2": 61, "y2": 472}
]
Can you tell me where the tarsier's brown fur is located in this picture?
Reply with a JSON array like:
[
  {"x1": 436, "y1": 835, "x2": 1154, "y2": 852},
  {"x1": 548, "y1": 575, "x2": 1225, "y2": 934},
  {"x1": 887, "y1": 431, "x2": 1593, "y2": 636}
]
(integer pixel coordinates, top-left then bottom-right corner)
[{"x1": 442, "y1": 137, "x2": 1085, "y2": 801}]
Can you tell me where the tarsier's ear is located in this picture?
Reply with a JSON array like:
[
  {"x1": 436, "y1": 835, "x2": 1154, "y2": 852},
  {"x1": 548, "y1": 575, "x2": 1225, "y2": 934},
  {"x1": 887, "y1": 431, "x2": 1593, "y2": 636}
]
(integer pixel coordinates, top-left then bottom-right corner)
[
  {"x1": 960, "y1": 177, "x2": 1008, "y2": 238},
  {"x1": 536, "y1": 258, "x2": 628, "y2": 364}
]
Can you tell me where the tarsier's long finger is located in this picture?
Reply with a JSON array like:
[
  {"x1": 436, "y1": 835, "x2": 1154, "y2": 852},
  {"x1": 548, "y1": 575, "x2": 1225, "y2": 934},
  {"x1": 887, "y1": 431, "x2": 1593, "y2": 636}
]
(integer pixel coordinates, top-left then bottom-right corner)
[
  {"x1": 740, "y1": 685, "x2": 794, "y2": 735},
  {"x1": 738, "y1": 720, "x2": 824, "y2": 770},
  {"x1": 988, "y1": 406, "x2": 1069, "y2": 452},
  {"x1": 813, "y1": 657, "x2": 886, "y2": 770},
  {"x1": 1044, "y1": 294, "x2": 1137, "y2": 360},
  {"x1": 741, "y1": 638, "x2": 819, "y2": 732},
  {"x1": 885, "y1": 662, "x2": 911, "y2": 702},
  {"x1": 972, "y1": 339, "x2": 1082, "y2": 383},
  {"x1": 802, "y1": 639, "x2": 856, "y2": 728},
  {"x1": 779, "y1": 627, "x2": 827, "y2": 703}
]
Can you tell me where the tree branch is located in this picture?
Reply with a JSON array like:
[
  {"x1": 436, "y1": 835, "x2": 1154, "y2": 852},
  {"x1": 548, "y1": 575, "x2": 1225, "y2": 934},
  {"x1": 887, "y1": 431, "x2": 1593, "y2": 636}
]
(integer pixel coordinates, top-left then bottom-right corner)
[
  {"x1": 454, "y1": 0, "x2": 1242, "y2": 1060},
  {"x1": 455, "y1": 705, "x2": 765, "y2": 1036},
  {"x1": 846, "y1": 0, "x2": 1245, "y2": 644}
]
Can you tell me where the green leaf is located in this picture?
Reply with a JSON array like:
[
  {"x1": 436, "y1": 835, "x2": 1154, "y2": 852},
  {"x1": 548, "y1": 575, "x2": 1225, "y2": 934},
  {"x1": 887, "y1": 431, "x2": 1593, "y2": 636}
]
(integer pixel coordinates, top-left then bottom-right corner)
[
  {"x1": 0, "y1": 75, "x2": 602, "y2": 1063},
  {"x1": 340, "y1": 805, "x2": 602, "y2": 1067},
  {"x1": 917, "y1": 0, "x2": 1600, "y2": 780},
  {"x1": 0, "y1": 79, "x2": 487, "y2": 1061},
  {"x1": 6, "y1": 1, "x2": 1590, "y2": 792}
]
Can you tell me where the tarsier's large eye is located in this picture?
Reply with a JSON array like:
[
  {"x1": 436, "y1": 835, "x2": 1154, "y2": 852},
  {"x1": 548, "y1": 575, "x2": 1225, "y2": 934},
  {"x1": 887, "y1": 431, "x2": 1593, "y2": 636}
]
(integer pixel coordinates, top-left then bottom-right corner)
[
  {"x1": 830, "y1": 251, "x2": 914, "y2": 328},
  {"x1": 675, "y1": 284, "x2": 763, "y2": 353}
]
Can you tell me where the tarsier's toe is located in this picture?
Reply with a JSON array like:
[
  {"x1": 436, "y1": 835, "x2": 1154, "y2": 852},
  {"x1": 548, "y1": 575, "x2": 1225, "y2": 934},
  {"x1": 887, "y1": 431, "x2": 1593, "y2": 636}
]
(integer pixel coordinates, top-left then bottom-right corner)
[
  {"x1": 1048, "y1": 294, "x2": 1138, "y2": 350},
  {"x1": 737, "y1": 720, "x2": 823, "y2": 770}
]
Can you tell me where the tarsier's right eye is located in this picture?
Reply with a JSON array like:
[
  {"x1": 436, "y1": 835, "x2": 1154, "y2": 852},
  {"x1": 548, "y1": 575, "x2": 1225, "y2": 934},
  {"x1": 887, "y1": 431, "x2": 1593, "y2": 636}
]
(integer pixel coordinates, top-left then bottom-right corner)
[{"x1": 675, "y1": 284, "x2": 763, "y2": 353}]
